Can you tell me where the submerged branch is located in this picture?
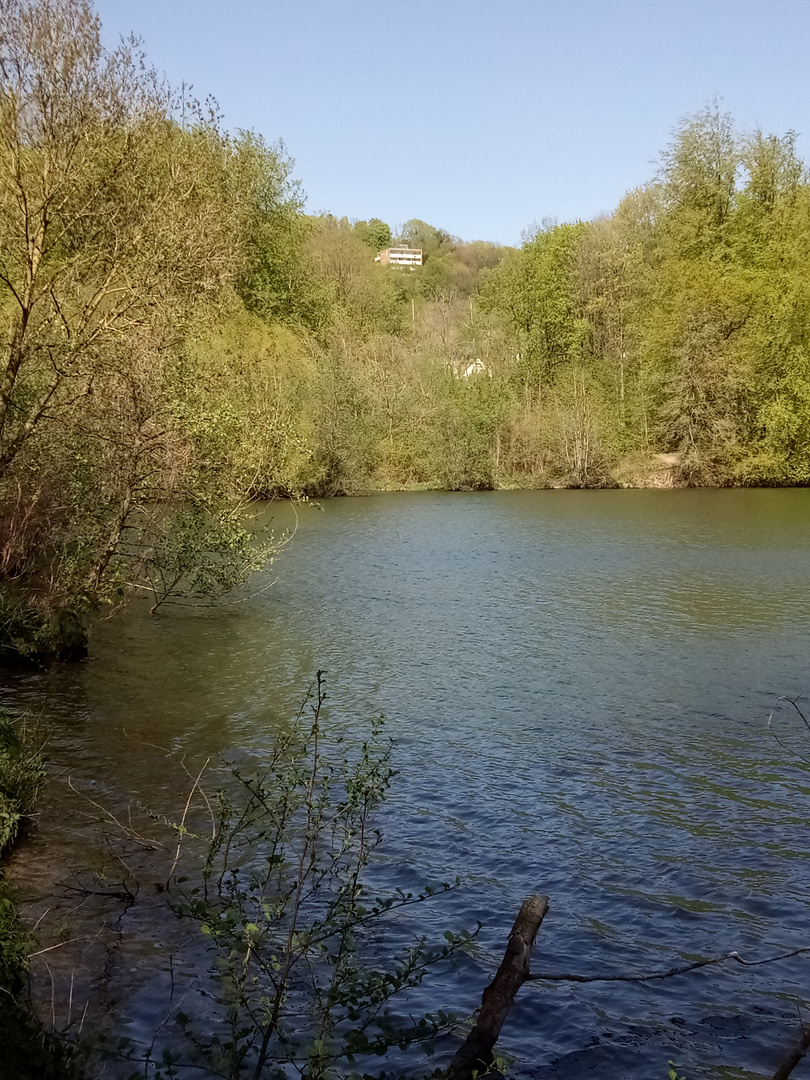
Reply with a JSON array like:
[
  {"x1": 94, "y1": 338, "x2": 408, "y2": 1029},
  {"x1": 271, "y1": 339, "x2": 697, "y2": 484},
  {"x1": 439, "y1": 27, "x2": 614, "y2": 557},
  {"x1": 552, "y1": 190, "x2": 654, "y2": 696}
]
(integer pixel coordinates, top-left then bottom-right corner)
[{"x1": 527, "y1": 946, "x2": 810, "y2": 984}]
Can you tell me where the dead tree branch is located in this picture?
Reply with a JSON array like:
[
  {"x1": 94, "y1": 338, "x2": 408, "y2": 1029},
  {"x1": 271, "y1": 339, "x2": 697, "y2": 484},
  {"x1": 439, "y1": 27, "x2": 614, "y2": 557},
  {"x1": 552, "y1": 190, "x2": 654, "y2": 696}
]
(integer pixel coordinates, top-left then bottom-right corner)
[
  {"x1": 447, "y1": 893, "x2": 549, "y2": 1080},
  {"x1": 773, "y1": 1020, "x2": 810, "y2": 1080},
  {"x1": 526, "y1": 946, "x2": 810, "y2": 985}
]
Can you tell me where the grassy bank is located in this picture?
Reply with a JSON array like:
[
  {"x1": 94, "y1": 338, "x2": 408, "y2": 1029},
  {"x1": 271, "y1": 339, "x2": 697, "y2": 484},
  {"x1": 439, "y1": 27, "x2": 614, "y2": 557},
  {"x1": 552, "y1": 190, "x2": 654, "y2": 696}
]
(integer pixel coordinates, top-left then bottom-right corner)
[{"x1": 0, "y1": 711, "x2": 79, "y2": 1079}]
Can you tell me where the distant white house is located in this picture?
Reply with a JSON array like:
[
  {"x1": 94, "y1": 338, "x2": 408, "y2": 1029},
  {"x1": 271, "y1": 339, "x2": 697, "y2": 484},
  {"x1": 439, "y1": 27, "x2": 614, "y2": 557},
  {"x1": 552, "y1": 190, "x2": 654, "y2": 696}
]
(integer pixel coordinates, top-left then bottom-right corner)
[
  {"x1": 450, "y1": 358, "x2": 491, "y2": 378},
  {"x1": 375, "y1": 246, "x2": 423, "y2": 267}
]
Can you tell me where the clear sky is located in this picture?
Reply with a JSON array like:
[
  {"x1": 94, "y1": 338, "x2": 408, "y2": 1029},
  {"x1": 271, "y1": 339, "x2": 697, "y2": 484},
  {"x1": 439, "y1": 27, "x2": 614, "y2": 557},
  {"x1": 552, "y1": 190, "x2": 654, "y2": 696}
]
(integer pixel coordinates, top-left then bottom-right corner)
[{"x1": 92, "y1": 0, "x2": 810, "y2": 246}]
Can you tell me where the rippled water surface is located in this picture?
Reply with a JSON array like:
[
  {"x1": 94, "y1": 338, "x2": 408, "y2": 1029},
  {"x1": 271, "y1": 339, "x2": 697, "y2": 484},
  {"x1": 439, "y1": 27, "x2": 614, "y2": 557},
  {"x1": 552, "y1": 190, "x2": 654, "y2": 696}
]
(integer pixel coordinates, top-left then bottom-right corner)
[{"x1": 4, "y1": 489, "x2": 810, "y2": 1079}]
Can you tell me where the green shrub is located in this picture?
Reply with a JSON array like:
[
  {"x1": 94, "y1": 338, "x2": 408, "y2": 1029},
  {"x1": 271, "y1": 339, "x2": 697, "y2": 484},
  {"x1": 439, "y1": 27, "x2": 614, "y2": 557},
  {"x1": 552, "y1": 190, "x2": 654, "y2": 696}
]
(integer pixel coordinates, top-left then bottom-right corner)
[
  {"x1": 149, "y1": 673, "x2": 473, "y2": 1080},
  {"x1": 0, "y1": 590, "x2": 87, "y2": 662},
  {"x1": 0, "y1": 879, "x2": 29, "y2": 987},
  {"x1": 0, "y1": 710, "x2": 44, "y2": 989},
  {"x1": 0, "y1": 712, "x2": 45, "y2": 852}
]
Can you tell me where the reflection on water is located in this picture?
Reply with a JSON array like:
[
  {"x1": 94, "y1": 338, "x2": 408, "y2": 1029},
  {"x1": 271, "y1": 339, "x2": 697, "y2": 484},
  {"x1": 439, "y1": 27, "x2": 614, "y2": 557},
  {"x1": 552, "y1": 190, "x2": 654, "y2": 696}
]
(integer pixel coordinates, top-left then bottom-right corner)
[{"x1": 3, "y1": 489, "x2": 810, "y2": 1079}]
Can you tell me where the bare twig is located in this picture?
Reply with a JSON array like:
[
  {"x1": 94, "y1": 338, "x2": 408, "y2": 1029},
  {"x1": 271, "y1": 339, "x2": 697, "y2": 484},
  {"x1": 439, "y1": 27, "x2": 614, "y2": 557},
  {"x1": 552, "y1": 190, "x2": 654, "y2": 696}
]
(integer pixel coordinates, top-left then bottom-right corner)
[
  {"x1": 767, "y1": 713, "x2": 810, "y2": 765},
  {"x1": 45, "y1": 961, "x2": 56, "y2": 1030},
  {"x1": 79, "y1": 998, "x2": 89, "y2": 1035},
  {"x1": 29, "y1": 938, "x2": 81, "y2": 958},
  {"x1": 777, "y1": 695, "x2": 810, "y2": 734},
  {"x1": 31, "y1": 906, "x2": 52, "y2": 931},
  {"x1": 527, "y1": 946, "x2": 810, "y2": 984},
  {"x1": 66, "y1": 776, "x2": 165, "y2": 849},
  {"x1": 167, "y1": 758, "x2": 210, "y2": 889},
  {"x1": 121, "y1": 730, "x2": 217, "y2": 843}
]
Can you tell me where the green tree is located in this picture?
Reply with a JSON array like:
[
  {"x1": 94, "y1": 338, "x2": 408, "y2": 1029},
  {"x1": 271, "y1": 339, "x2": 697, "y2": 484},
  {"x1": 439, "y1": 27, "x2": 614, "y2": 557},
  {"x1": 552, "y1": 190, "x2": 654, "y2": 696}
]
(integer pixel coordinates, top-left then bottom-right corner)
[
  {"x1": 430, "y1": 369, "x2": 506, "y2": 491},
  {"x1": 632, "y1": 109, "x2": 761, "y2": 479},
  {"x1": 398, "y1": 218, "x2": 457, "y2": 260},
  {"x1": 0, "y1": 0, "x2": 277, "y2": 654},
  {"x1": 353, "y1": 216, "x2": 391, "y2": 250},
  {"x1": 307, "y1": 215, "x2": 402, "y2": 337},
  {"x1": 480, "y1": 222, "x2": 589, "y2": 402},
  {"x1": 0, "y1": 0, "x2": 253, "y2": 477},
  {"x1": 233, "y1": 133, "x2": 315, "y2": 327},
  {"x1": 659, "y1": 101, "x2": 739, "y2": 257}
]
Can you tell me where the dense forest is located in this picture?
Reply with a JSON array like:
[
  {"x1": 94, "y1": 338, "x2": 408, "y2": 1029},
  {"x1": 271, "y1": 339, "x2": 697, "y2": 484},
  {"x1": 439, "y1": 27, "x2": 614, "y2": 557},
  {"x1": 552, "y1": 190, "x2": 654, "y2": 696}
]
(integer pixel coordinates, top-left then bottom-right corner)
[{"x1": 2, "y1": 0, "x2": 810, "y2": 657}]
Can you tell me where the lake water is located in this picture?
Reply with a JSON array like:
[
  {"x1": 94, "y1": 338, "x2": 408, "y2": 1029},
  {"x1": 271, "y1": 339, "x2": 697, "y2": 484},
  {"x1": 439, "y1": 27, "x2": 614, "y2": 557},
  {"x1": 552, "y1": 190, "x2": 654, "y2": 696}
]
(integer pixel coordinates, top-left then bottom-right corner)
[{"x1": 3, "y1": 489, "x2": 810, "y2": 1079}]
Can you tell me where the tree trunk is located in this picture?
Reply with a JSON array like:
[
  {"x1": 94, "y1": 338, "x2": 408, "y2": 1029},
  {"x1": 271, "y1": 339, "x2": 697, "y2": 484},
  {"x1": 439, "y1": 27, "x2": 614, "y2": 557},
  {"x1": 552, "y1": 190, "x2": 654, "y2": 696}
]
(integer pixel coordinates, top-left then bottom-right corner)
[
  {"x1": 446, "y1": 894, "x2": 549, "y2": 1080},
  {"x1": 773, "y1": 1024, "x2": 810, "y2": 1080}
]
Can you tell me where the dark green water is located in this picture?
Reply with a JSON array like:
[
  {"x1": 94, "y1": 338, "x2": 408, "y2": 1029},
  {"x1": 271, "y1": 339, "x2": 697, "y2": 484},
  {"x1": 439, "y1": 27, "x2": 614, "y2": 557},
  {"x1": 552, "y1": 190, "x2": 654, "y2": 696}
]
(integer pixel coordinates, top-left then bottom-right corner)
[{"x1": 3, "y1": 489, "x2": 810, "y2": 1078}]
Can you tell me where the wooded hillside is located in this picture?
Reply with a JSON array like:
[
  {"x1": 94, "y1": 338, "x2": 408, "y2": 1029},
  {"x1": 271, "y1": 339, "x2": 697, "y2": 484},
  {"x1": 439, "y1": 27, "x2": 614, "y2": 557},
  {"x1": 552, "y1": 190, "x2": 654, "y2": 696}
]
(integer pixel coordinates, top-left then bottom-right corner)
[{"x1": 2, "y1": 0, "x2": 809, "y2": 655}]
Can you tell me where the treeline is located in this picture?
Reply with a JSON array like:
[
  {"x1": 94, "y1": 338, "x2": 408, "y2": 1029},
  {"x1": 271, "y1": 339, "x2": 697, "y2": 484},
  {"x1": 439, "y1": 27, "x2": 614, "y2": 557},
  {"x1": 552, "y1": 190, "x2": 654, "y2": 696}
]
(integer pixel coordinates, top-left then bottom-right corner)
[
  {"x1": 481, "y1": 109, "x2": 810, "y2": 489},
  {"x1": 3, "y1": 0, "x2": 810, "y2": 655},
  {"x1": 229, "y1": 103, "x2": 810, "y2": 498},
  {"x1": 148, "y1": 106, "x2": 810, "y2": 500}
]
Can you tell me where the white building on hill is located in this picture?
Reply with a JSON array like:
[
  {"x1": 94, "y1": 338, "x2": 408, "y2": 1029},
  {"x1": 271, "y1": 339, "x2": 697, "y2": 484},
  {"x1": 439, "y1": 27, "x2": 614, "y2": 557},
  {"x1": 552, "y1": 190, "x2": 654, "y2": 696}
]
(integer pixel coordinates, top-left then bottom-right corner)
[{"x1": 375, "y1": 246, "x2": 423, "y2": 267}]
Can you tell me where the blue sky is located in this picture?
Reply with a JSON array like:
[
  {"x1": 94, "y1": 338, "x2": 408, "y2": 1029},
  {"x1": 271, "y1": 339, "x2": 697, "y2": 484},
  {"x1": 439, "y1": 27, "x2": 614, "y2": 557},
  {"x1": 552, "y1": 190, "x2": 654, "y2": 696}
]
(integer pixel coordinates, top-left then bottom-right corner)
[{"x1": 93, "y1": 1, "x2": 810, "y2": 246}]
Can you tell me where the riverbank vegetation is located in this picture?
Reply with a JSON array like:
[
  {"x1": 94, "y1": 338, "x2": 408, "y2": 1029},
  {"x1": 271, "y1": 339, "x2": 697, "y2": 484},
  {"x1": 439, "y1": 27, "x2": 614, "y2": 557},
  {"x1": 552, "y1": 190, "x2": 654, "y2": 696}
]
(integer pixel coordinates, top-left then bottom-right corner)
[
  {"x1": 127, "y1": 673, "x2": 470, "y2": 1080},
  {"x1": 0, "y1": 711, "x2": 74, "y2": 1079},
  {"x1": 3, "y1": 0, "x2": 810, "y2": 658}
]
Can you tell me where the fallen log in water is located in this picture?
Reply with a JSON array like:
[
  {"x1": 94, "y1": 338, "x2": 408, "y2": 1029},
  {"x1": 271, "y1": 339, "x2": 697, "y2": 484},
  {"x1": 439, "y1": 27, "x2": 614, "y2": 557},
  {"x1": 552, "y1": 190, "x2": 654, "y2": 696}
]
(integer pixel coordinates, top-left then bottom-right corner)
[
  {"x1": 773, "y1": 1023, "x2": 810, "y2": 1080},
  {"x1": 446, "y1": 893, "x2": 549, "y2": 1080},
  {"x1": 447, "y1": 894, "x2": 809, "y2": 1080}
]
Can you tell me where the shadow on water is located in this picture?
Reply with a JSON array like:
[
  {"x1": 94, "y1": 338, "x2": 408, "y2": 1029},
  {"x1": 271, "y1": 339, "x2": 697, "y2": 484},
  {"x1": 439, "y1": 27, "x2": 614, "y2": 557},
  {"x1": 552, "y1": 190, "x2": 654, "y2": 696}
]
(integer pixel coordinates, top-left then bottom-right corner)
[{"x1": 2, "y1": 488, "x2": 810, "y2": 1078}]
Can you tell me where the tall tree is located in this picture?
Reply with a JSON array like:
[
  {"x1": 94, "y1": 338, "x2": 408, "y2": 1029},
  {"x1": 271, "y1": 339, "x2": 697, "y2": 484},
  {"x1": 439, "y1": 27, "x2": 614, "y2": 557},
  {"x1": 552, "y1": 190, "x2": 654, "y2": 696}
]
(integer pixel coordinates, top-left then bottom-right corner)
[
  {"x1": 354, "y1": 217, "x2": 392, "y2": 251},
  {"x1": 480, "y1": 222, "x2": 588, "y2": 401},
  {"x1": 0, "y1": 0, "x2": 274, "y2": 654},
  {"x1": 0, "y1": 0, "x2": 252, "y2": 475},
  {"x1": 659, "y1": 101, "x2": 739, "y2": 257}
]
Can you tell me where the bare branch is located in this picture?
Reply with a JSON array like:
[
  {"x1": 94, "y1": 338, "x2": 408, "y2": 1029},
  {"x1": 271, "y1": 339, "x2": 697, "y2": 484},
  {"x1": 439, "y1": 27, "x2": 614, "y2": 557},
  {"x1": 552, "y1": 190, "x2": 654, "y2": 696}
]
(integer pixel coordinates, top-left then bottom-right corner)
[{"x1": 527, "y1": 946, "x2": 810, "y2": 984}]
